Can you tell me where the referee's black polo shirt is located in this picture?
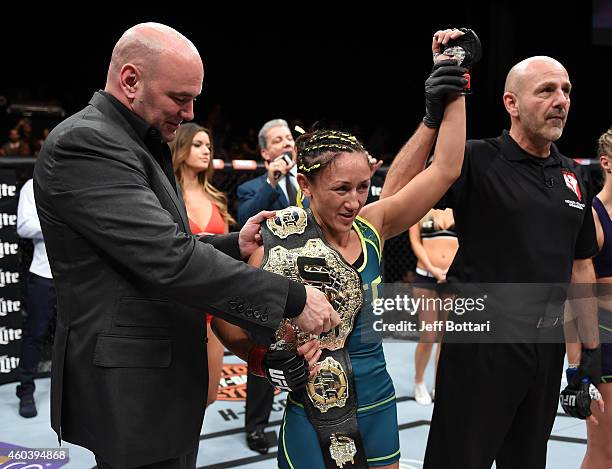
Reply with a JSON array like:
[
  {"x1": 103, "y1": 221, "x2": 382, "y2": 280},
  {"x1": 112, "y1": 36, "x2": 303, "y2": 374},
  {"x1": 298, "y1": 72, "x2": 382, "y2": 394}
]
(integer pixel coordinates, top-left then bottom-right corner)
[{"x1": 438, "y1": 130, "x2": 597, "y2": 285}]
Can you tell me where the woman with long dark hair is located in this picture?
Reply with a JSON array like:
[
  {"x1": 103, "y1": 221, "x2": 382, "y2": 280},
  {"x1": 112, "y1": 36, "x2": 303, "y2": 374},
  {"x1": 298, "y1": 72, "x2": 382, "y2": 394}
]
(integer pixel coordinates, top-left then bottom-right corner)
[{"x1": 171, "y1": 123, "x2": 235, "y2": 406}]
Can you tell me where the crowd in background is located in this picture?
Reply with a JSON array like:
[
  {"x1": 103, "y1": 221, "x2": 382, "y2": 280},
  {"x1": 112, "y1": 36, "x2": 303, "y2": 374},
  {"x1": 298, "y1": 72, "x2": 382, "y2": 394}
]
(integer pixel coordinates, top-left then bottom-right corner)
[{"x1": 0, "y1": 104, "x2": 398, "y2": 164}]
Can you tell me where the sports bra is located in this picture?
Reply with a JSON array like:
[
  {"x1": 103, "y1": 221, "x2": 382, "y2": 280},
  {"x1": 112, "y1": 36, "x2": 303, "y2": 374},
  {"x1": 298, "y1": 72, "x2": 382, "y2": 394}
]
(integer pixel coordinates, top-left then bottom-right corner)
[{"x1": 419, "y1": 212, "x2": 457, "y2": 240}]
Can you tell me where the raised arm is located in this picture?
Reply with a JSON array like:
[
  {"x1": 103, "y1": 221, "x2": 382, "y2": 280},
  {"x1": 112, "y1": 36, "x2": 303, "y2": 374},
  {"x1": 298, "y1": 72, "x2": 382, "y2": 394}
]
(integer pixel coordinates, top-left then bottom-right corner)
[
  {"x1": 379, "y1": 124, "x2": 437, "y2": 199},
  {"x1": 364, "y1": 94, "x2": 465, "y2": 240},
  {"x1": 380, "y1": 28, "x2": 469, "y2": 200}
]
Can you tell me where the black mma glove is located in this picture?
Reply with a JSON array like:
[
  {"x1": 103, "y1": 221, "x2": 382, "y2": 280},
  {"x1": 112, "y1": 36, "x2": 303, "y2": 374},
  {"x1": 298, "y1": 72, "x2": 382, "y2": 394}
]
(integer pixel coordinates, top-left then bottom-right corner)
[
  {"x1": 440, "y1": 28, "x2": 482, "y2": 69},
  {"x1": 570, "y1": 347, "x2": 602, "y2": 387},
  {"x1": 423, "y1": 59, "x2": 468, "y2": 128},
  {"x1": 560, "y1": 380, "x2": 593, "y2": 419},
  {"x1": 559, "y1": 347, "x2": 602, "y2": 419},
  {"x1": 248, "y1": 346, "x2": 309, "y2": 392}
]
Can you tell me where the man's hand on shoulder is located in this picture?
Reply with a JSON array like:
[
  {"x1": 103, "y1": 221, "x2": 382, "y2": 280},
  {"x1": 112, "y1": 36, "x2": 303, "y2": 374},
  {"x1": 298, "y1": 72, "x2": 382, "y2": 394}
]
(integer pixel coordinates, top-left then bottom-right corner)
[{"x1": 238, "y1": 210, "x2": 276, "y2": 258}]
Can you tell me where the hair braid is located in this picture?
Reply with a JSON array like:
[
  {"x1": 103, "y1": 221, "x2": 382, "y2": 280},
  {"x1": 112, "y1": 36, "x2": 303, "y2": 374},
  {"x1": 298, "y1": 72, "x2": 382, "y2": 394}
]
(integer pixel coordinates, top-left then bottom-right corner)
[{"x1": 296, "y1": 129, "x2": 367, "y2": 177}]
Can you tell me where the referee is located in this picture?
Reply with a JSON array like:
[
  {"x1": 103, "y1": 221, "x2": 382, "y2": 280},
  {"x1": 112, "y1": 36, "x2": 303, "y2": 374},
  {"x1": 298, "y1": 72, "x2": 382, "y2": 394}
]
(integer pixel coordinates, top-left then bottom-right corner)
[{"x1": 422, "y1": 56, "x2": 601, "y2": 468}]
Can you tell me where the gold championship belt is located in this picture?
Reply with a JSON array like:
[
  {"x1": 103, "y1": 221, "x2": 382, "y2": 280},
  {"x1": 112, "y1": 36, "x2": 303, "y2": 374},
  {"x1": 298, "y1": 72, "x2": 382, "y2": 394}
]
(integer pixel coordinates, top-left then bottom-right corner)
[
  {"x1": 260, "y1": 207, "x2": 368, "y2": 468},
  {"x1": 264, "y1": 239, "x2": 362, "y2": 351},
  {"x1": 263, "y1": 207, "x2": 362, "y2": 351},
  {"x1": 306, "y1": 356, "x2": 349, "y2": 413}
]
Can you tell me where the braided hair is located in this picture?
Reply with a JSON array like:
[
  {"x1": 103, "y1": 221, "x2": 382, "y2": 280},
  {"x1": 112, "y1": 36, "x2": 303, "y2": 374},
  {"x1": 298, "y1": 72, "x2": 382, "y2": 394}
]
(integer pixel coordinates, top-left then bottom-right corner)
[{"x1": 296, "y1": 129, "x2": 368, "y2": 178}]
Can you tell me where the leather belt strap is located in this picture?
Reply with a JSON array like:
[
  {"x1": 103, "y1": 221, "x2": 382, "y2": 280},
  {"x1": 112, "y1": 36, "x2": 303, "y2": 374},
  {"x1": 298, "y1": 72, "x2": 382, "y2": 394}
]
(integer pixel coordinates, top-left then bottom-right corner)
[{"x1": 292, "y1": 347, "x2": 368, "y2": 468}]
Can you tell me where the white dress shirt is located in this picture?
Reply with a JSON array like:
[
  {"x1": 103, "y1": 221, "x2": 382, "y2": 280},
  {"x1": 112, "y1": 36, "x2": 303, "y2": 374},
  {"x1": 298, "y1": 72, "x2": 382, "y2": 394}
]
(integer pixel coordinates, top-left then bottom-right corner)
[{"x1": 17, "y1": 179, "x2": 52, "y2": 278}]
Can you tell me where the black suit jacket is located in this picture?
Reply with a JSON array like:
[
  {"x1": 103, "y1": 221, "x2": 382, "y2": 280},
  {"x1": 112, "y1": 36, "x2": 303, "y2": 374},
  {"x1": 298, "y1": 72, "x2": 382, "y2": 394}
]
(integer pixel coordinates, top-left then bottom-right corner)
[{"x1": 34, "y1": 92, "x2": 302, "y2": 467}]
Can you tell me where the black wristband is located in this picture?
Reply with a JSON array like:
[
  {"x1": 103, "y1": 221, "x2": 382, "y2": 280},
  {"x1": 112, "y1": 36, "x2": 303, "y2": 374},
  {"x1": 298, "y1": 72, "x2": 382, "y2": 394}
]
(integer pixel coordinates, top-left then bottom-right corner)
[
  {"x1": 572, "y1": 346, "x2": 602, "y2": 386},
  {"x1": 283, "y1": 281, "x2": 307, "y2": 319}
]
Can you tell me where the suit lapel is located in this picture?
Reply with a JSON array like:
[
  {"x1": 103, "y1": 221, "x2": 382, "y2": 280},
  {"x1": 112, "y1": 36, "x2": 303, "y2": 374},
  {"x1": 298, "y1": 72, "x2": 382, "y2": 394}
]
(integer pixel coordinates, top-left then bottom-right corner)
[
  {"x1": 278, "y1": 188, "x2": 289, "y2": 207},
  {"x1": 264, "y1": 174, "x2": 308, "y2": 208},
  {"x1": 146, "y1": 152, "x2": 189, "y2": 232},
  {"x1": 153, "y1": 162, "x2": 190, "y2": 232},
  {"x1": 175, "y1": 187, "x2": 191, "y2": 233},
  {"x1": 89, "y1": 93, "x2": 190, "y2": 232}
]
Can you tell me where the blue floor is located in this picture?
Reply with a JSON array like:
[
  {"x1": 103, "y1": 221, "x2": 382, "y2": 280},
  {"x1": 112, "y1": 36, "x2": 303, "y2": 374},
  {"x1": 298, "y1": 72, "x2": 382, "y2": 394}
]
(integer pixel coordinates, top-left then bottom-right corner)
[{"x1": 0, "y1": 342, "x2": 587, "y2": 468}]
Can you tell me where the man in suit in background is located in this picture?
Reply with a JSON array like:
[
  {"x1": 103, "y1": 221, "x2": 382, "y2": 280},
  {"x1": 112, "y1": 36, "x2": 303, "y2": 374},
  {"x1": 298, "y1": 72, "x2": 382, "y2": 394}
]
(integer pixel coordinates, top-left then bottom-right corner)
[
  {"x1": 237, "y1": 119, "x2": 306, "y2": 226},
  {"x1": 235, "y1": 118, "x2": 303, "y2": 453},
  {"x1": 34, "y1": 23, "x2": 339, "y2": 469}
]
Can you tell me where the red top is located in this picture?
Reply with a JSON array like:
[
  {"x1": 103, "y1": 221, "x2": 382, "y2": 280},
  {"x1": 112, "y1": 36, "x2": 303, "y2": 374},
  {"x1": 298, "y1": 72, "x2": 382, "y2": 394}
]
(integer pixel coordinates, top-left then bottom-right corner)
[{"x1": 189, "y1": 203, "x2": 225, "y2": 236}]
